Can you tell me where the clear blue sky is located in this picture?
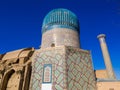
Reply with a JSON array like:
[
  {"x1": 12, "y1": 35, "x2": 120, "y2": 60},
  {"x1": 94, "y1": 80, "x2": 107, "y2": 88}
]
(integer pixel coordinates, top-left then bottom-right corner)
[{"x1": 0, "y1": 0, "x2": 120, "y2": 79}]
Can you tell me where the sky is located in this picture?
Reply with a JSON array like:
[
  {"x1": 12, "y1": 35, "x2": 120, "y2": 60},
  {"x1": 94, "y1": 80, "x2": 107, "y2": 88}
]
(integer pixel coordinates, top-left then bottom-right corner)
[{"x1": 0, "y1": 0, "x2": 120, "y2": 79}]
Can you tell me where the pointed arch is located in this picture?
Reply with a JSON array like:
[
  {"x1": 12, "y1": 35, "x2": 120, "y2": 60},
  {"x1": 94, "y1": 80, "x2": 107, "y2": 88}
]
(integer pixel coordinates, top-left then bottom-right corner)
[
  {"x1": 1, "y1": 69, "x2": 15, "y2": 90},
  {"x1": 1, "y1": 69, "x2": 22, "y2": 90}
]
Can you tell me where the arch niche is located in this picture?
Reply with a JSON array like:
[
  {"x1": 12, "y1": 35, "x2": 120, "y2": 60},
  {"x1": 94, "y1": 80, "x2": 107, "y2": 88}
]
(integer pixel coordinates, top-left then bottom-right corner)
[{"x1": 1, "y1": 69, "x2": 22, "y2": 90}]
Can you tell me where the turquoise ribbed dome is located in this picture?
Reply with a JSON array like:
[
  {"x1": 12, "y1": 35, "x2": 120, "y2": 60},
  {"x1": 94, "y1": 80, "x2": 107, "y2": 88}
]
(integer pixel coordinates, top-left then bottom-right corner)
[{"x1": 42, "y1": 8, "x2": 79, "y2": 34}]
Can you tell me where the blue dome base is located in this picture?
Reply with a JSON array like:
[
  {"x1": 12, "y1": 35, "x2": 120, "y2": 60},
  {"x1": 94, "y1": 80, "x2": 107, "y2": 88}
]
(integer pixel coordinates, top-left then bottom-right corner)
[{"x1": 42, "y1": 24, "x2": 79, "y2": 33}]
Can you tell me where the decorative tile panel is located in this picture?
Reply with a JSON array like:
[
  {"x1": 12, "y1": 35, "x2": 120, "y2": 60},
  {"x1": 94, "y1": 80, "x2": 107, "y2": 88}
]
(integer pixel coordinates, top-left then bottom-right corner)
[
  {"x1": 43, "y1": 64, "x2": 52, "y2": 83},
  {"x1": 30, "y1": 47, "x2": 66, "y2": 90},
  {"x1": 66, "y1": 47, "x2": 96, "y2": 90},
  {"x1": 30, "y1": 46, "x2": 96, "y2": 90}
]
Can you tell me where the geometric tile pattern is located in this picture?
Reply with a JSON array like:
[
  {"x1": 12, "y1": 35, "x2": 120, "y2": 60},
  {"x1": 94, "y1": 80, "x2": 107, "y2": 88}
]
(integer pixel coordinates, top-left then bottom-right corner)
[
  {"x1": 30, "y1": 47, "x2": 66, "y2": 90},
  {"x1": 30, "y1": 46, "x2": 96, "y2": 90},
  {"x1": 66, "y1": 47, "x2": 96, "y2": 90}
]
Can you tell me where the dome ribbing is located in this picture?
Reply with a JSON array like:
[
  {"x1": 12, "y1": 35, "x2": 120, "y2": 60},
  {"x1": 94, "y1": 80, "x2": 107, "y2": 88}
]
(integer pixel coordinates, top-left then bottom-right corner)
[{"x1": 42, "y1": 8, "x2": 79, "y2": 34}]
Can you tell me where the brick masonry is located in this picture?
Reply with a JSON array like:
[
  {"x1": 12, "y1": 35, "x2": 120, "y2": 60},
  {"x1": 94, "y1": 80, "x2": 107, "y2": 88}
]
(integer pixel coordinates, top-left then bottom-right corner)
[{"x1": 41, "y1": 28, "x2": 80, "y2": 48}]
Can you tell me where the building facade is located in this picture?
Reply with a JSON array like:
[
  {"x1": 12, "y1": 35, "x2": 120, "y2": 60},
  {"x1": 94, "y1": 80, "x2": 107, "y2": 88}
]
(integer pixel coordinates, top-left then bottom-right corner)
[{"x1": 0, "y1": 8, "x2": 120, "y2": 90}]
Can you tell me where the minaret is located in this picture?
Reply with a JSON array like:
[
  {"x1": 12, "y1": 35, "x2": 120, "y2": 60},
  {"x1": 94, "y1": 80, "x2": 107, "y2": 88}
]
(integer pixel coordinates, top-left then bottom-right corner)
[{"x1": 97, "y1": 34, "x2": 116, "y2": 79}]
